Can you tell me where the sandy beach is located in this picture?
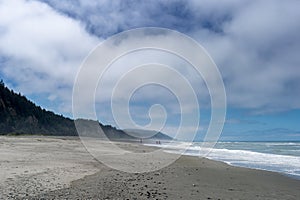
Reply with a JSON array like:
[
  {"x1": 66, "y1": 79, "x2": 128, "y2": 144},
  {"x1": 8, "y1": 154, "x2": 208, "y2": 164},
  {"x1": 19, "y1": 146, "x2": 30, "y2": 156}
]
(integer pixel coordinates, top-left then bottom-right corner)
[{"x1": 0, "y1": 136, "x2": 299, "y2": 200}]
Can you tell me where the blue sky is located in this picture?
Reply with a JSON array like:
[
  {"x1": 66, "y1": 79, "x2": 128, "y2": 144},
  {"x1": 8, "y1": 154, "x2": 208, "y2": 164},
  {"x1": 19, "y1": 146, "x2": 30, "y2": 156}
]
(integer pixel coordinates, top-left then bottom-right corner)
[{"x1": 0, "y1": 0, "x2": 300, "y2": 141}]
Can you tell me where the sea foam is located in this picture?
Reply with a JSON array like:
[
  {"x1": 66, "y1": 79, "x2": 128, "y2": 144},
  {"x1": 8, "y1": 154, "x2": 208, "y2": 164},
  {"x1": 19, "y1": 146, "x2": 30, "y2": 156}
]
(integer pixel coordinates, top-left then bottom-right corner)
[{"x1": 145, "y1": 141, "x2": 300, "y2": 179}]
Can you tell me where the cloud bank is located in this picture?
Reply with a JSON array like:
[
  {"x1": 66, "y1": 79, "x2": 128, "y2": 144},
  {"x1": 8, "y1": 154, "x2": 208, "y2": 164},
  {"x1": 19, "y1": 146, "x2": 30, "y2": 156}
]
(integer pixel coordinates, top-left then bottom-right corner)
[
  {"x1": 0, "y1": 0, "x2": 300, "y2": 137},
  {"x1": 0, "y1": 0, "x2": 99, "y2": 113},
  {"x1": 40, "y1": 0, "x2": 300, "y2": 113}
]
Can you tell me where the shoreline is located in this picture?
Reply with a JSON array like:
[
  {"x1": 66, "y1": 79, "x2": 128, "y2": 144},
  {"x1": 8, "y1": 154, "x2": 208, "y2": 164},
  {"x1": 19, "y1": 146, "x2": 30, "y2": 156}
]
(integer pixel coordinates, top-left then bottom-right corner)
[
  {"x1": 36, "y1": 153, "x2": 300, "y2": 200},
  {"x1": 205, "y1": 156, "x2": 300, "y2": 181},
  {"x1": 145, "y1": 141, "x2": 300, "y2": 181},
  {"x1": 1, "y1": 136, "x2": 300, "y2": 199},
  {"x1": 165, "y1": 151, "x2": 300, "y2": 181}
]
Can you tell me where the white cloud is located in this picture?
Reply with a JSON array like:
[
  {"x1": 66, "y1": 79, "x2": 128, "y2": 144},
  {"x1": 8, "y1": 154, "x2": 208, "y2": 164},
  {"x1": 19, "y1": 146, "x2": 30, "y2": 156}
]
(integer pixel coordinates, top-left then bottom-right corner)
[
  {"x1": 37, "y1": 0, "x2": 300, "y2": 113},
  {"x1": 0, "y1": 0, "x2": 100, "y2": 114},
  {"x1": 190, "y1": 0, "x2": 300, "y2": 111},
  {"x1": 1, "y1": 0, "x2": 300, "y2": 133}
]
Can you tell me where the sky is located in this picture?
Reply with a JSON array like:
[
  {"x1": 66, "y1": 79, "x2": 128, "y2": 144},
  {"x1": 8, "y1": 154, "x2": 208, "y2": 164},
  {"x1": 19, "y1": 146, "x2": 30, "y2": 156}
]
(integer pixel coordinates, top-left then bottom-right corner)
[{"x1": 0, "y1": 0, "x2": 299, "y2": 141}]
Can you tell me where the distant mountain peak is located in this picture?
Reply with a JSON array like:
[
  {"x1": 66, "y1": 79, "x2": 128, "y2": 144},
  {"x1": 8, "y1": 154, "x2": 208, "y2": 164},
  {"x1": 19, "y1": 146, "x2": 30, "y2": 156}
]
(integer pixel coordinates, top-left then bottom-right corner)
[{"x1": 124, "y1": 129, "x2": 172, "y2": 140}]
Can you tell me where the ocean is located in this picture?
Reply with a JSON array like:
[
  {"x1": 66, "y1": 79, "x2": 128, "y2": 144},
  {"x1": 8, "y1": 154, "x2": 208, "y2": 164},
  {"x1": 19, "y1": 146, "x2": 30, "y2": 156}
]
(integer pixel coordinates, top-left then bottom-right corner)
[{"x1": 146, "y1": 141, "x2": 300, "y2": 179}]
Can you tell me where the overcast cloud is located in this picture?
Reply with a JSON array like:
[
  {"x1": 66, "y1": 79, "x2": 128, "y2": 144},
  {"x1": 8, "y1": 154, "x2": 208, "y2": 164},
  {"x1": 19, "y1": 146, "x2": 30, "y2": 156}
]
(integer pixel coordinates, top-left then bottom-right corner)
[
  {"x1": 0, "y1": 0, "x2": 299, "y2": 135},
  {"x1": 0, "y1": 0, "x2": 99, "y2": 112}
]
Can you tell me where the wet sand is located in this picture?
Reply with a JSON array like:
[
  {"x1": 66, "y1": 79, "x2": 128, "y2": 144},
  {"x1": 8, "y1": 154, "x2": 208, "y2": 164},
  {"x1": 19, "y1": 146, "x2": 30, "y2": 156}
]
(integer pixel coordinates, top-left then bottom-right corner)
[{"x1": 1, "y1": 136, "x2": 299, "y2": 200}]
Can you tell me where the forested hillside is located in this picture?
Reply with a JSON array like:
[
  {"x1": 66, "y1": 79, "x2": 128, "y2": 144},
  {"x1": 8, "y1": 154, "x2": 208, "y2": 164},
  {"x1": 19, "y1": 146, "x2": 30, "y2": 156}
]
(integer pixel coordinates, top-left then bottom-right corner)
[
  {"x1": 0, "y1": 80, "x2": 76, "y2": 135},
  {"x1": 0, "y1": 80, "x2": 172, "y2": 140}
]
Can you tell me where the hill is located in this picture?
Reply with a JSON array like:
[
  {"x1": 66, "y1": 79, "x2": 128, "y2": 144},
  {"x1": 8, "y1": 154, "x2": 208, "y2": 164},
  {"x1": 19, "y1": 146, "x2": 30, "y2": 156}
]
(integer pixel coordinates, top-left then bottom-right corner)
[
  {"x1": 124, "y1": 129, "x2": 173, "y2": 140},
  {"x1": 0, "y1": 80, "x2": 76, "y2": 136},
  {"x1": 0, "y1": 80, "x2": 172, "y2": 140}
]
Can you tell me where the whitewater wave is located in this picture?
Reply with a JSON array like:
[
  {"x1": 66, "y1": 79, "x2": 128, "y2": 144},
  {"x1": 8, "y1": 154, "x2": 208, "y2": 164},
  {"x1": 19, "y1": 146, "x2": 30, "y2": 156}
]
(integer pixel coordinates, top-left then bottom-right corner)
[{"x1": 145, "y1": 141, "x2": 300, "y2": 179}]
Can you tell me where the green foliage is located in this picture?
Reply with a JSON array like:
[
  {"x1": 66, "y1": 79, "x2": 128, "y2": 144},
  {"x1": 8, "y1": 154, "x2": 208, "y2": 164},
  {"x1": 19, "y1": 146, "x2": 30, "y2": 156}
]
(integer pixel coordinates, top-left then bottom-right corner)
[
  {"x1": 0, "y1": 80, "x2": 76, "y2": 136},
  {"x1": 0, "y1": 80, "x2": 172, "y2": 140},
  {"x1": 0, "y1": 79, "x2": 4, "y2": 88}
]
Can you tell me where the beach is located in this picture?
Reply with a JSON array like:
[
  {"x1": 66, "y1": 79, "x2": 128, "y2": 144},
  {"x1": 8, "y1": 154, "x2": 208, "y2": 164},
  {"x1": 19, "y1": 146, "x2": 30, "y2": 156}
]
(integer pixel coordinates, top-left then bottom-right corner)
[{"x1": 0, "y1": 136, "x2": 299, "y2": 200}]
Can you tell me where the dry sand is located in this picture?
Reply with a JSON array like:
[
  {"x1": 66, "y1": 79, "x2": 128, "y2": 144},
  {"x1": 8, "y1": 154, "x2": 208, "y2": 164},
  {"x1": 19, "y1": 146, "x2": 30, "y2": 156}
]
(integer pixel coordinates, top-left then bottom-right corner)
[
  {"x1": 0, "y1": 136, "x2": 100, "y2": 199},
  {"x1": 0, "y1": 136, "x2": 299, "y2": 200}
]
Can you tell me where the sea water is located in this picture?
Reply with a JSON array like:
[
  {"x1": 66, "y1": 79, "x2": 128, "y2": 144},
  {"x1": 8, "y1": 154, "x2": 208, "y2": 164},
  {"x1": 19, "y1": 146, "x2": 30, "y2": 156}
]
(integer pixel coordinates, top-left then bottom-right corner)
[{"x1": 146, "y1": 141, "x2": 300, "y2": 179}]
